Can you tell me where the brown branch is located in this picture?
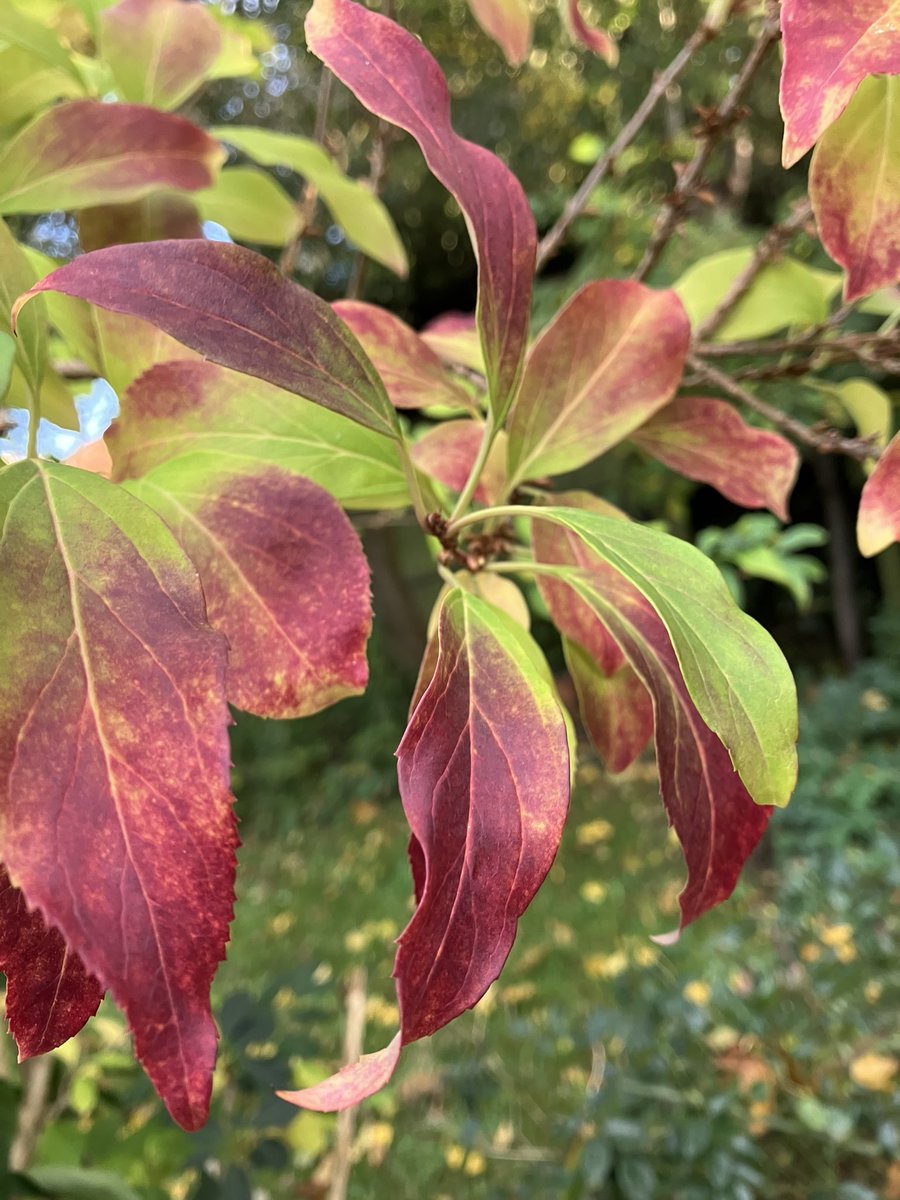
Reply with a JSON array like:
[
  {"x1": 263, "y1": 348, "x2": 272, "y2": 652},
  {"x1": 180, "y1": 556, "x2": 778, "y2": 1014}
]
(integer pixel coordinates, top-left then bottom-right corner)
[
  {"x1": 345, "y1": 115, "x2": 400, "y2": 299},
  {"x1": 9, "y1": 1057, "x2": 53, "y2": 1172},
  {"x1": 686, "y1": 354, "x2": 880, "y2": 463},
  {"x1": 632, "y1": 10, "x2": 782, "y2": 283},
  {"x1": 279, "y1": 66, "x2": 334, "y2": 275},
  {"x1": 327, "y1": 967, "x2": 367, "y2": 1200},
  {"x1": 535, "y1": 18, "x2": 719, "y2": 273},
  {"x1": 694, "y1": 199, "x2": 815, "y2": 339}
]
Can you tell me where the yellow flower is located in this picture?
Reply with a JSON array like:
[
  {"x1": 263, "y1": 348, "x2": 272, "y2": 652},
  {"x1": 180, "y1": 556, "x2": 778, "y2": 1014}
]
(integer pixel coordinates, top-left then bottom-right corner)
[
  {"x1": 580, "y1": 880, "x2": 608, "y2": 904},
  {"x1": 835, "y1": 941, "x2": 858, "y2": 963},
  {"x1": 583, "y1": 951, "x2": 628, "y2": 979},
  {"x1": 864, "y1": 980, "x2": 883, "y2": 1003},
  {"x1": 850, "y1": 1053, "x2": 897, "y2": 1092},
  {"x1": 820, "y1": 922, "x2": 854, "y2": 947},
  {"x1": 800, "y1": 942, "x2": 821, "y2": 963},
  {"x1": 576, "y1": 820, "x2": 614, "y2": 846},
  {"x1": 633, "y1": 945, "x2": 658, "y2": 968},
  {"x1": 445, "y1": 1144, "x2": 465, "y2": 1170},
  {"x1": 683, "y1": 980, "x2": 711, "y2": 1007},
  {"x1": 464, "y1": 1151, "x2": 487, "y2": 1176}
]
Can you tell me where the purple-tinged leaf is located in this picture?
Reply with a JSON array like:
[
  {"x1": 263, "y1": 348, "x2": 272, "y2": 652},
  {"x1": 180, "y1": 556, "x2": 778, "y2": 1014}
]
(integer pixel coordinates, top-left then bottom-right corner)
[
  {"x1": 0, "y1": 867, "x2": 104, "y2": 1058},
  {"x1": 507, "y1": 281, "x2": 690, "y2": 485},
  {"x1": 0, "y1": 460, "x2": 236, "y2": 1130},
  {"x1": 810, "y1": 76, "x2": 900, "y2": 302},
  {"x1": 280, "y1": 589, "x2": 570, "y2": 1110},
  {"x1": 79, "y1": 194, "x2": 203, "y2": 252},
  {"x1": 562, "y1": 640, "x2": 653, "y2": 775},
  {"x1": 128, "y1": 459, "x2": 372, "y2": 718},
  {"x1": 14, "y1": 240, "x2": 401, "y2": 439},
  {"x1": 466, "y1": 0, "x2": 532, "y2": 66},
  {"x1": 411, "y1": 420, "x2": 507, "y2": 504},
  {"x1": 533, "y1": 521, "x2": 772, "y2": 929},
  {"x1": 562, "y1": 0, "x2": 618, "y2": 66},
  {"x1": 278, "y1": 1035, "x2": 402, "y2": 1114},
  {"x1": 858, "y1": 430, "x2": 900, "y2": 556},
  {"x1": 0, "y1": 102, "x2": 224, "y2": 215},
  {"x1": 100, "y1": 0, "x2": 222, "y2": 110},
  {"x1": 306, "y1": 0, "x2": 536, "y2": 422},
  {"x1": 632, "y1": 396, "x2": 800, "y2": 521},
  {"x1": 332, "y1": 301, "x2": 472, "y2": 411},
  {"x1": 780, "y1": 0, "x2": 900, "y2": 167}
]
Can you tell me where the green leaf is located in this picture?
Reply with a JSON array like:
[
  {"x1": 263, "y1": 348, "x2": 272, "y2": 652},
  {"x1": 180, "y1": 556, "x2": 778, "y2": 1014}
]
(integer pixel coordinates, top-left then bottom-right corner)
[
  {"x1": 209, "y1": 126, "x2": 408, "y2": 276},
  {"x1": 0, "y1": 4, "x2": 83, "y2": 80},
  {"x1": 535, "y1": 507, "x2": 798, "y2": 807},
  {"x1": 0, "y1": 44, "x2": 85, "y2": 131},
  {"x1": 829, "y1": 377, "x2": 893, "y2": 456},
  {"x1": 0, "y1": 217, "x2": 46, "y2": 403},
  {"x1": 194, "y1": 166, "x2": 302, "y2": 247},
  {"x1": 0, "y1": 332, "x2": 14, "y2": 400},
  {"x1": 675, "y1": 248, "x2": 829, "y2": 339},
  {"x1": 108, "y1": 359, "x2": 409, "y2": 509},
  {"x1": 24, "y1": 1166, "x2": 141, "y2": 1200}
]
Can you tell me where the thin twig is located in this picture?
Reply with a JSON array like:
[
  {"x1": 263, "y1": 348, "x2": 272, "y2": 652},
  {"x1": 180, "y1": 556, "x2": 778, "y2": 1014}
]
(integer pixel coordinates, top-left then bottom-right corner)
[
  {"x1": 345, "y1": 116, "x2": 398, "y2": 299},
  {"x1": 327, "y1": 967, "x2": 367, "y2": 1200},
  {"x1": 695, "y1": 199, "x2": 815, "y2": 339},
  {"x1": 9, "y1": 1057, "x2": 53, "y2": 1172},
  {"x1": 686, "y1": 354, "x2": 879, "y2": 463},
  {"x1": 695, "y1": 328, "x2": 896, "y2": 361},
  {"x1": 279, "y1": 67, "x2": 334, "y2": 275},
  {"x1": 633, "y1": 10, "x2": 782, "y2": 282},
  {"x1": 535, "y1": 19, "x2": 718, "y2": 272}
]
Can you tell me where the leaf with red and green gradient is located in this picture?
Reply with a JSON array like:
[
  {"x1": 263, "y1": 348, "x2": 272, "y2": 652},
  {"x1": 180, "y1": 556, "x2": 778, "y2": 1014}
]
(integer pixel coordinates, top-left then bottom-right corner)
[
  {"x1": 506, "y1": 281, "x2": 690, "y2": 486},
  {"x1": 858, "y1": 430, "x2": 900, "y2": 556},
  {"x1": 561, "y1": 0, "x2": 618, "y2": 66},
  {"x1": 810, "y1": 75, "x2": 900, "y2": 302},
  {"x1": 79, "y1": 194, "x2": 203, "y2": 252},
  {"x1": 13, "y1": 240, "x2": 402, "y2": 439},
  {"x1": 632, "y1": 396, "x2": 800, "y2": 521},
  {"x1": 100, "y1": 0, "x2": 222, "y2": 110},
  {"x1": 0, "y1": 868, "x2": 104, "y2": 1058},
  {"x1": 779, "y1": 0, "x2": 900, "y2": 167},
  {"x1": 306, "y1": 0, "x2": 536, "y2": 423},
  {"x1": 421, "y1": 312, "x2": 485, "y2": 374},
  {"x1": 533, "y1": 521, "x2": 773, "y2": 926},
  {"x1": 533, "y1": 508, "x2": 798, "y2": 809},
  {"x1": 332, "y1": 301, "x2": 472, "y2": 411},
  {"x1": 0, "y1": 459, "x2": 236, "y2": 1130},
  {"x1": 466, "y1": 0, "x2": 532, "y2": 66},
  {"x1": 411, "y1": 420, "x2": 507, "y2": 504},
  {"x1": 0, "y1": 102, "x2": 224, "y2": 215},
  {"x1": 107, "y1": 360, "x2": 408, "y2": 510},
  {"x1": 126, "y1": 457, "x2": 372, "y2": 718},
  {"x1": 562, "y1": 640, "x2": 652, "y2": 775},
  {"x1": 280, "y1": 589, "x2": 570, "y2": 1111}
]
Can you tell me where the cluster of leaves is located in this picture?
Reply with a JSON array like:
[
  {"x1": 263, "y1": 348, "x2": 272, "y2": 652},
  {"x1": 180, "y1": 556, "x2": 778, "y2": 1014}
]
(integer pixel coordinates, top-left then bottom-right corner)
[{"x1": 0, "y1": 0, "x2": 898, "y2": 1140}]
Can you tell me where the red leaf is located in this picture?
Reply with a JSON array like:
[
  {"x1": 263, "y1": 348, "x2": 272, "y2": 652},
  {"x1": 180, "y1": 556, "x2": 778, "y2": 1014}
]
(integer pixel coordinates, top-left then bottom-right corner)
[
  {"x1": 779, "y1": 0, "x2": 900, "y2": 167},
  {"x1": 0, "y1": 868, "x2": 104, "y2": 1058},
  {"x1": 0, "y1": 101, "x2": 223, "y2": 214},
  {"x1": 306, "y1": 0, "x2": 536, "y2": 421},
  {"x1": 533, "y1": 519, "x2": 772, "y2": 931},
  {"x1": 280, "y1": 589, "x2": 570, "y2": 1110},
  {"x1": 632, "y1": 396, "x2": 800, "y2": 521},
  {"x1": 858, "y1": 430, "x2": 900, "y2": 556},
  {"x1": 562, "y1": 642, "x2": 653, "y2": 775},
  {"x1": 0, "y1": 461, "x2": 236, "y2": 1130},
  {"x1": 507, "y1": 281, "x2": 690, "y2": 484},
  {"x1": 562, "y1": 0, "x2": 619, "y2": 66},
  {"x1": 332, "y1": 300, "x2": 472, "y2": 410},
  {"x1": 14, "y1": 240, "x2": 400, "y2": 438},
  {"x1": 466, "y1": 0, "x2": 533, "y2": 66},
  {"x1": 278, "y1": 1035, "x2": 402, "y2": 1114},
  {"x1": 411, "y1": 420, "x2": 507, "y2": 504},
  {"x1": 128, "y1": 462, "x2": 372, "y2": 718},
  {"x1": 420, "y1": 311, "x2": 484, "y2": 373},
  {"x1": 79, "y1": 194, "x2": 203, "y2": 252}
]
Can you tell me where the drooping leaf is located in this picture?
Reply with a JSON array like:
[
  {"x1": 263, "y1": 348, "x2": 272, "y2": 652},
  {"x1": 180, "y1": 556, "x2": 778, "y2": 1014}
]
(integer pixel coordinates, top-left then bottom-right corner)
[
  {"x1": 108, "y1": 359, "x2": 409, "y2": 509},
  {"x1": 3, "y1": 363, "x2": 80, "y2": 433},
  {"x1": 332, "y1": 301, "x2": 472, "y2": 410},
  {"x1": 0, "y1": 867, "x2": 104, "y2": 1057},
  {"x1": 675, "y1": 249, "x2": 829, "y2": 339},
  {"x1": 0, "y1": 44, "x2": 85, "y2": 131},
  {"x1": 306, "y1": 0, "x2": 536, "y2": 423},
  {"x1": 561, "y1": 0, "x2": 618, "y2": 66},
  {"x1": 207, "y1": 125, "x2": 408, "y2": 276},
  {"x1": 280, "y1": 589, "x2": 570, "y2": 1110},
  {"x1": 194, "y1": 167, "x2": 302, "y2": 247},
  {"x1": 780, "y1": 0, "x2": 900, "y2": 167},
  {"x1": 0, "y1": 459, "x2": 236, "y2": 1130},
  {"x1": 506, "y1": 281, "x2": 690, "y2": 485},
  {"x1": 278, "y1": 1035, "x2": 402, "y2": 1115},
  {"x1": 411, "y1": 420, "x2": 507, "y2": 504},
  {"x1": 0, "y1": 218, "x2": 45, "y2": 404},
  {"x1": 126, "y1": 458, "x2": 372, "y2": 718},
  {"x1": 631, "y1": 396, "x2": 800, "y2": 521},
  {"x1": 810, "y1": 76, "x2": 900, "y2": 301},
  {"x1": 532, "y1": 507, "x2": 798, "y2": 809},
  {"x1": 420, "y1": 311, "x2": 485, "y2": 374},
  {"x1": 533, "y1": 521, "x2": 773, "y2": 927},
  {"x1": 79, "y1": 194, "x2": 203, "y2": 252},
  {"x1": 466, "y1": 0, "x2": 532, "y2": 65},
  {"x1": 0, "y1": 101, "x2": 224, "y2": 215},
  {"x1": 14, "y1": 240, "x2": 402, "y2": 439},
  {"x1": 100, "y1": 0, "x2": 222, "y2": 109},
  {"x1": 858, "y1": 430, "x2": 900, "y2": 556},
  {"x1": 561, "y1": 640, "x2": 653, "y2": 775}
]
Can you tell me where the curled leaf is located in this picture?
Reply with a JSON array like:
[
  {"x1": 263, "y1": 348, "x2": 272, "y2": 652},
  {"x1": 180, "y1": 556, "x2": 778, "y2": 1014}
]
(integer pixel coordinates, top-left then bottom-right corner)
[{"x1": 858, "y1": 430, "x2": 900, "y2": 557}]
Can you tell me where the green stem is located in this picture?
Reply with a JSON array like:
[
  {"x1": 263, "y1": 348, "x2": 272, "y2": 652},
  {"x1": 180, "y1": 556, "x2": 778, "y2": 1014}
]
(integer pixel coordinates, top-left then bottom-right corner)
[
  {"x1": 446, "y1": 503, "x2": 532, "y2": 537},
  {"x1": 25, "y1": 384, "x2": 40, "y2": 460},
  {"x1": 396, "y1": 437, "x2": 430, "y2": 529},
  {"x1": 447, "y1": 418, "x2": 498, "y2": 524}
]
